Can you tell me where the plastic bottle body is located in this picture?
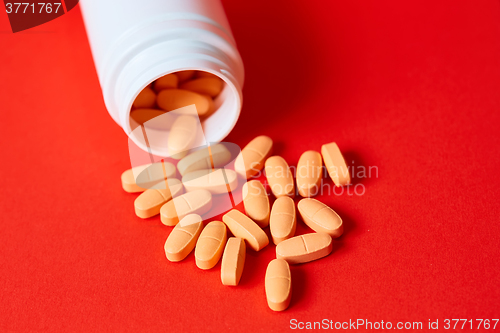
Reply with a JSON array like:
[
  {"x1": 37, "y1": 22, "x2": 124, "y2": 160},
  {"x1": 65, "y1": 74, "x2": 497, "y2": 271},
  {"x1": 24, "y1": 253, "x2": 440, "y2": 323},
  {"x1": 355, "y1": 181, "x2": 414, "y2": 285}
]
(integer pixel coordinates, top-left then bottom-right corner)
[{"x1": 80, "y1": 0, "x2": 244, "y2": 155}]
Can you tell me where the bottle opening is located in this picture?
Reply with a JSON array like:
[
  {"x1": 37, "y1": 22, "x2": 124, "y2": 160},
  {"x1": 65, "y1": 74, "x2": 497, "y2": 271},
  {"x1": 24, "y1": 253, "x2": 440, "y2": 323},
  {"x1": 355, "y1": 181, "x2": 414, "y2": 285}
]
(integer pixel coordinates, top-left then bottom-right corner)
[{"x1": 128, "y1": 70, "x2": 241, "y2": 157}]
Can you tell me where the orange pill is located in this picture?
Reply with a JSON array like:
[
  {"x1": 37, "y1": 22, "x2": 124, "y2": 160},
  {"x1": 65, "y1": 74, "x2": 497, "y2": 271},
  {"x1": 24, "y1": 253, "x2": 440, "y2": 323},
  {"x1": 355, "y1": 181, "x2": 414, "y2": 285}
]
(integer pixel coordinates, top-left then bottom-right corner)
[
  {"x1": 182, "y1": 169, "x2": 238, "y2": 194},
  {"x1": 297, "y1": 198, "x2": 343, "y2": 238},
  {"x1": 180, "y1": 77, "x2": 223, "y2": 97},
  {"x1": 234, "y1": 135, "x2": 273, "y2": 179},
  {"x1": 242, "y1": 180, "x2": 270, "y2": 228},
  {"x1": 121, "y1": 162, "x2": 176, "y2": 193},
  {"x1": 201, "y1": 94, "x2": 215, "y2": 117},
  {"x1": 164, "y1": 214, "x2": 204, "y2": 262},
  {"x1": 321, "y1": 142, "x2": 351, "y2": 187},
  {"x1": 175, "y1": 70, "x2": 196, "y2": 82},
  {"x1": 276, "y1": 233, "x2": 332, "y2": 264},
  {"x1": 168, "y1": 115, "x2": 198, "y2": 159},
  {"x1": 177, "y1": 144, "x2": 232, "y2": 176},
  {"x1": 265, "y1": 156, "x2": 295, "y2": 198},
  {"x1": 157, "y1": 89, "x2": 211, "y2": 116},
  {"x1": 196, "y1": 71, "x2": 218, "y2": 79},
  {"x1": 130, "y1": 109, "x2": 175, "y2": 130},
  {"x1": 160, "y1": 189, "x2": 212, "y2": 226},
  {"x1": 296, "y1": 150, "x2": 323, "y2": 197},
  {"x1": 195, "y1": 221, "x2": 227, "y2": 270},
  {"x1": 154, "y1": 73, "x2": 178, "y2": 92},
  {"x1": 134, "y1": 179, "x2": 184, "y2": 218},
  {"x1": 270, "y1": 196, "x2": 296, "y2": 245},
  {"x1": 133, "y1": 86, "x2": 156, "y2": 108},
  {"x1": 265, "y1": 259, "x2": 292, "y2": 311},
  {"x1": 222, "y1": 209, "x2": 269, "y2": 251},
  {"x1": 221, "y1": 237, "x2": 246, "y2": 286}
]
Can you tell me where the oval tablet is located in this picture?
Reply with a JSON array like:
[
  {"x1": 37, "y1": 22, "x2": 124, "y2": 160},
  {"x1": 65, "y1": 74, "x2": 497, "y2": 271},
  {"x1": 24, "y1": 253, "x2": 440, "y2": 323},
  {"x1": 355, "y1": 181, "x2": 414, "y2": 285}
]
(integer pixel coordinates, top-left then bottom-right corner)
[
  {"x1": 201, "y1": 94, "x2": 215, "y2": 117},
  {"x1": 134, "y1": 178, "x2": 184, "y2": 218},
  {"x1": 234, "y1": 136, "x2": 273, "y2": 179},
  {"x1": 242, "y1": 180, "x2": 270, "y2": 228},
  {"x1": 276, "y1": 233, "x2": 332, "y2": 264},
  {"x1": 297, "y1": 198, "x2": 343, "y2": 238},
  {"x1": 157, "y1": 89, "x2": 211, "y2": 116},
  {"x1": 296, "y1": 150, "x2": 323, "y2": 197},
  {"x1": 196, "y1": 71, "x2": 218, "y2": 79},
  {"x1": 182, "y1": 169, "x2": 238, "y2": 194},
  {"x1": 221, "y1": 237, "x2": 246, "y2": 286},
  {"x1": 177, "y1": 144, "x2": 232, "y2": 176},
  {"x1": 121, "y1": 162, "x2": 176, "y2": 193},
  {"x1": 195, "y1": 221, "x2": 227, "y2": 270},
  {"x1": 130, "y1": 109, "x2": 175, "y2": 130},
  {"x1": 265, "y1": 156, "x2": 295, "y2": 198},
  {"x1": 176, "y1": 70, "x2": 196, "y2": 82},
  {"x1": 164, "y1": 214, "x2": 204, "y2": 262},
  {"x1": 321, "y1": 142, "x2": 351, "y2": 187},
  {"x1": 160, "y1": 189, "x2": 212, "y2": 226},
  {"x1": 265, "y1": 259, "x2": 292, "y2": 311},
  {"x1": 270, "y1": 196, "x2": 296, "y2": 245},
  {"x1": 222, "y1": 209, "x2": 269, "y2": 251},
  {"x1": 180, "y1": 77, "x2": 223, "y2": 97},
  {"x1": 154, "y1": 73, "x2": 178, "y2": 92},
  {"x1": 168, "y1": 115, "x2": 198, "y2": 159},
  {"x1": 133, "y1": 86, "x2": 156, "y2": 108}
]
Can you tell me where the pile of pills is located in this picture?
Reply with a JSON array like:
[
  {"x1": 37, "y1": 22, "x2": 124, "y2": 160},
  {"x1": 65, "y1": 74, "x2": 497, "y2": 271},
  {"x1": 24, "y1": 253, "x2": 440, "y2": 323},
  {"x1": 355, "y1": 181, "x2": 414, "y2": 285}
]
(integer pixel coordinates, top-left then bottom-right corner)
[
  {"x1": 121, "y1": 135, "x2": 351, "y2": 311},
  {"x1": 130, "y1": 70, "x2": 224, "y2": 127}
]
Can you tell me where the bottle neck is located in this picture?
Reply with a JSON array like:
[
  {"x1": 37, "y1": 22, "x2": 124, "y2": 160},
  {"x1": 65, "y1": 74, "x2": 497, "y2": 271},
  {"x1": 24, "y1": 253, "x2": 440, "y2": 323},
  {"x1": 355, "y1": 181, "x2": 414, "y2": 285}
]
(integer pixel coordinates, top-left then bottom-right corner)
[{"x1": 106, "y1": 33, "x2": 243, "y2": 156}]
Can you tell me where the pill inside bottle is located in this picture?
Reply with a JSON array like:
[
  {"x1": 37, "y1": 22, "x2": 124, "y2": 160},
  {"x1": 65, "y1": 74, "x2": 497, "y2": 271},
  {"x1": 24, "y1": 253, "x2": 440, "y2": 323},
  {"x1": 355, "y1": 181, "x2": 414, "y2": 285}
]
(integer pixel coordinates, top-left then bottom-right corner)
[{"x1": 128, "y1": 70, "x2": 237, "y2": 157}]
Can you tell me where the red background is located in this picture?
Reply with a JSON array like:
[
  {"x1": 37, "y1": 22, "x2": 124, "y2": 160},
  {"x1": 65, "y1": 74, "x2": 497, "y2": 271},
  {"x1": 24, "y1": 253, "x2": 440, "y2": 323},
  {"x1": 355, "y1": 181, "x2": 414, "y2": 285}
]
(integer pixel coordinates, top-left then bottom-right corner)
[{"x1": 1, "y1": 0, "x2": 500, "y2": 331}]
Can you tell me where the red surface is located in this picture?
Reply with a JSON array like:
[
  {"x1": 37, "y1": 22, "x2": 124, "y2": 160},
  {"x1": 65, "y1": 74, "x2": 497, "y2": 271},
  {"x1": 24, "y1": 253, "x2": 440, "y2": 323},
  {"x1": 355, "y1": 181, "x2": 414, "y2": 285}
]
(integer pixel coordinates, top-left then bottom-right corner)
[{"x1": 1, "y1": 1, "x2": 500, "y2": 331}]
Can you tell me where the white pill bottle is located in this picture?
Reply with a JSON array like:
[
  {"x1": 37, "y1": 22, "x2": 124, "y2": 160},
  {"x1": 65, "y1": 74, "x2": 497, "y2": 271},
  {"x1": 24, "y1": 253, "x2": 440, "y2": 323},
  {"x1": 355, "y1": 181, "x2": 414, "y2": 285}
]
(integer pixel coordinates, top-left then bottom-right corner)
[{"x1": 80, "y1": 0, "x2": 244, "y2": 154}]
